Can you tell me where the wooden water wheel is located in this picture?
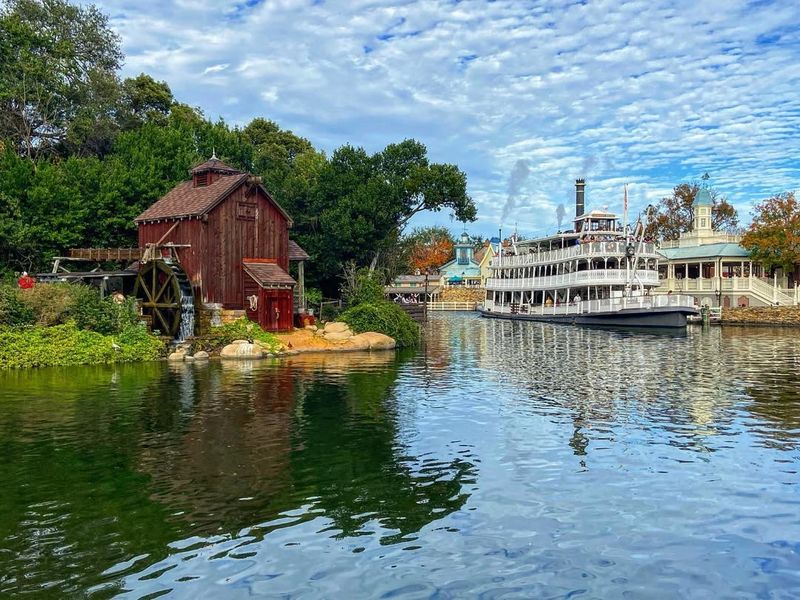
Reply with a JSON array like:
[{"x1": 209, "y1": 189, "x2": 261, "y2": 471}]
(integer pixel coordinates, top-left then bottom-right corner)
[{"x1": 133, "y1": 260, "x2": 192, "y2": 338}]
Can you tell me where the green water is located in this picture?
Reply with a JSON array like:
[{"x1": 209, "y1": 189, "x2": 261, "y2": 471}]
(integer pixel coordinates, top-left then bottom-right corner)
[{"x1": 1, "y1": 314, "x2": 800, "y2": 597}]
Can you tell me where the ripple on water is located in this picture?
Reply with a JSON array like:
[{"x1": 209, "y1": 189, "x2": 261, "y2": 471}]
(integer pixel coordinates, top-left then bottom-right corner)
[{"x1": 1, "y1": 317, "x2": 800, "y2": 597}]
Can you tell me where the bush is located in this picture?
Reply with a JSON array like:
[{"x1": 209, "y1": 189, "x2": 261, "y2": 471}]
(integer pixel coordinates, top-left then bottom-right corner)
[
  {"x1": 0, "y1": 322, "x2": 164, "y2": 369},
  {"x1": 196, "y1": 318, "x2": 282, "y2": 353},
  {"x1": 0, "y1": 285, "x2": 35, "y2": 326},
  {"x1": 340, "y1": 264, "x2": 385, "y2": 308},
  {"x1": 339, "y1": 301, "x2": 419, "y2": 347},
  {"x1": 0, "y1": 282, "x2": 138, "y2": 334}
]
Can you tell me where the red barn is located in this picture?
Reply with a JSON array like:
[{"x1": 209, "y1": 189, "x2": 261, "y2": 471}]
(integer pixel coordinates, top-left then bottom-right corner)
[{"x1": 135, "y1": 157, "x2": 298, "y2": 331}]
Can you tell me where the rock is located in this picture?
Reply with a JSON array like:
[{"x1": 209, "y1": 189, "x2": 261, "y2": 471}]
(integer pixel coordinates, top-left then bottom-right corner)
[
  {"x1": 352, "y1": 332, "x2": 396, "y2": 350},
  {"x1": 184, "y1": 355, "x2": 195, "y2": 362},
  {"x1": 193, "y1": 351, "x2": 209, "y2": 360},
  {"x1": 231, "y1": 339, "x2": 250, "y2": 345},
  {"x1": 344, "y1": 335, "x2": 371, "y2": 351},
  {"x1": 314, "y1": 329, "x2": 326, "y2": 337},
  {"x1": 220, "y1": 342, "x2": 264, "y2": 359},
  {"x1": 167, "y1": 351, "x2": 185, "y2": 362},
  {"x1": 305, "y1": 325, "x2": 318, "y2": 331},
  {"x1": 323, "y1": 321, "x2": 350, "y2": 334},
  {"x1": 324, "y1": 330, "x2": 353, "y2": 342}
]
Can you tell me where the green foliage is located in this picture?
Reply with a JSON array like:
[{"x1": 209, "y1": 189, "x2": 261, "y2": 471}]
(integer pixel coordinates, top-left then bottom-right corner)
[
  {"x1": 741, "y1": 192, "x2": 800, "y2": 274},
  {"x1": 0, "y1": 322, "x2": 164, "y2": 369},
  {"x1": 339, "y1": 301, "x2": 419, "y2": 348},
  {"x1": 196, "y1": 318, "x2": 282, "y2": 353},
  {"x1": 0, "y1": 282, "x2": 138, "y2": 334},
  {"x1": 340, "y1": 264, "x2": 385, "y2": 308},
  {"x1": 305, "y1": 287, "x2": 323, "y2": 308}
]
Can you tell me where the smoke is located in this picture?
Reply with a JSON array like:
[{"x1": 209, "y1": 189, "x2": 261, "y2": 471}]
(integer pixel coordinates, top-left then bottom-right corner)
[
  {"x1": 555, "y1": 203, "x2": 566, "y2": 228},
  {"x1": 581, "y1": 155, "x2": 597, "y2": 178},
  {"x1": 501, "y1": 159, "x2": 530, "y2": 224}
]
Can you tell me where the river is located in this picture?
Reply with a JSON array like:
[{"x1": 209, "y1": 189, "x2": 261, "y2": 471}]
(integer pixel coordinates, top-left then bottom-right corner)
[{"x1": 1, "y1": 313, "x2": 800, "y2": 598}]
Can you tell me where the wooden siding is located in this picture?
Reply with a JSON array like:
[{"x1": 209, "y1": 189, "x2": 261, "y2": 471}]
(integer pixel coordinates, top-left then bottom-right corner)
[
  {"x1": 244, "y1": 271, "x2": 293, "y2": 331},
  {"x1": 138, "y1": 181, "x2": 289, "y2": 309}
]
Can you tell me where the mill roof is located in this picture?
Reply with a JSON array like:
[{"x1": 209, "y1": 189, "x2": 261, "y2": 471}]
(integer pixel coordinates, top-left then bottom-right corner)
[
  {"x1": 658, "y1": 242, "x2": 750, "y2": 260},
  {"x1": 243, "y1": 260, "x2": 296, "y2": 288},
  {"x1": 288, "y1": 240, "x2": 310, "y2": 261},
  {"x1": 135, "y1": 174, "x2": 249, "y2": 222}
]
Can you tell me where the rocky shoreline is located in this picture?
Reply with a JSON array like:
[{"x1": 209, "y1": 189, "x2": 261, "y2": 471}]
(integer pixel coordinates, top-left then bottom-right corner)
[
  {"x1": 167, "y1": 322, "x2": 397, "y2": 362},
  {"x1": 720, "y1": 306, "x2": 800, "y2": 327}
]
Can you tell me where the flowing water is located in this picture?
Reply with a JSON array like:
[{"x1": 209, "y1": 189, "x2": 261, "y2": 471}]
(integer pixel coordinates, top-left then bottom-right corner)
[{"x1": 1, "y1": 314, "x2": 800, "y2": 598}]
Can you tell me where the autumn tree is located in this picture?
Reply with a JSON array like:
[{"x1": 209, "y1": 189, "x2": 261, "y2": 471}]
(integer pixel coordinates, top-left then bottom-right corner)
[
  {"x1": 741, "y1": 192, "x2": 800, "y2": 276},
  {"x1": 644, "y1": 182, "x2": 738, "y2": 241},
  {"x1": 405, "y1": 226, "x2": 455, "y2": 272}
]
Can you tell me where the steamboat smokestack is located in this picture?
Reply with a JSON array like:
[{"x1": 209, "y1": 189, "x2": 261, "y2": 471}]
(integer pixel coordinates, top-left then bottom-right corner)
[{"x1": 575, "y1": 179, "x2": 585, "y2": 218}]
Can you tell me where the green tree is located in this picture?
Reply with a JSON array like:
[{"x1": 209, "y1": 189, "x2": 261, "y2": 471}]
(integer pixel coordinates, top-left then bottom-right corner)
[
  {"x1": 118, "y1": 73, "x2": 173, "y2": 130},
  {"x1": 645, "y1": 182, "x2": 738, "y2": 241},
  {"x1": 0, "y1": 0, "x2": 123, "y2": 157},
  {"x1": 741, "y1": 192, "x2": 800, "y2": 276}
]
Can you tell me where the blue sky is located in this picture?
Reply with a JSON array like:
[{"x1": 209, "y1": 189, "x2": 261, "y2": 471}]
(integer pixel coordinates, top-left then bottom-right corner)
[{"x1": 99, "y1": 0, "x2": 800, "y2": 239}]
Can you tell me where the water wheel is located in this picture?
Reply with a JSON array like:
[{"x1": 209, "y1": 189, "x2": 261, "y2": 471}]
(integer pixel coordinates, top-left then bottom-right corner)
[{"x1": 133, "y1": 261, "x2": 192, "y2": 338}]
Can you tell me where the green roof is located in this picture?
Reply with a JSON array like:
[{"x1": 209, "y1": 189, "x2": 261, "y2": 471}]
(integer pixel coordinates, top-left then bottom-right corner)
[
  {"x1": 658, "y1": 243, "x2": 750, "y2": 260},
  {"x1": 693, "y1": 187, "x2": 712, "y2": 207}
]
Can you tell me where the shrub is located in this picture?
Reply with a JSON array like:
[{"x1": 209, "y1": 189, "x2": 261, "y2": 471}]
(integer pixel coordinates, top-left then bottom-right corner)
[
  {"x1": 305, "y1": 287, "x2": 323, "y2": 308},
  {"x1": 339, "y1": 301, "x2": 419, "y2": 347},
  {"x1": 196, "y1": 318, "x2": 282, "y2": 353},
  {"x1": 340, "y1": 264, "x2": 385, "y2": 308},
  {"x1": 0, "y1": 322, "x2": 164, "y2": 369},
  {"x1": 0, "y1": 285, "x2": 35, "y2": 326}
]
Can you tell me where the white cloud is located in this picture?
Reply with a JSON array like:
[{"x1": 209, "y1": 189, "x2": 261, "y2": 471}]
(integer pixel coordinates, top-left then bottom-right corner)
[{"x1": 100, "y1": 0, "x2": 800, "y2": 237}]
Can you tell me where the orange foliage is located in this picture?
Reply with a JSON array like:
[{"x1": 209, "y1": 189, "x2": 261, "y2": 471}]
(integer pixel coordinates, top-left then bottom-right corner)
[
  {"x1": 410, "y1": 238, "x2": 454, "y2": 272},
  {"x1": 741, "y1": 192, "x2": 800, "y2": 274}
]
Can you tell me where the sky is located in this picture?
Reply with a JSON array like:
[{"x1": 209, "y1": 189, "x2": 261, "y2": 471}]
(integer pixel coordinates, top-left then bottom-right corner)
[{"x1": 98, "y1": 0, "x2": 800, "y2": 239}]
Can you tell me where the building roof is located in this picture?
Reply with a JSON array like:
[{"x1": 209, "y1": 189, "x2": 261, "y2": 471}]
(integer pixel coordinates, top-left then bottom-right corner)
[
  {"x1": 242, "y1": 260, "x2": 296, "y2": 288},
  {"x1": 288, "y1": 240, "x2": 310, "y2": 261},
  {"x1": 658, "y1": 242, "x2": 750, "y2": 260},
  {"x1": 385, "y1": 285, "x2": 442, "y2": 295},
  {"x1": 135, "y1": 173, "x2": 248, "y2": 222},
  {"x1": 190, "y1": 157, "x2": 242, "y2": 175},
  {"x1": 693, "y1": 187, "x2": 713, "y2": 207}
]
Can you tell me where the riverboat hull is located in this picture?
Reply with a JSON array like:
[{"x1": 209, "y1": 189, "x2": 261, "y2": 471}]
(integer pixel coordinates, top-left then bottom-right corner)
[{"x1": 480, "y1": 306, "x2": 697, "y2": 328}]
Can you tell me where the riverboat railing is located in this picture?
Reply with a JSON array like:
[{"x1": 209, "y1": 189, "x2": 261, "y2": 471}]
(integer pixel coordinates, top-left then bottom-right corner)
[
  {"x1": 486, "y1": 269, "x2": 660, "y2": 291},
  {"x1": 427, "y1": 301, "x2": 477, "y2": 311},
  {"x1": 492, "y1": 241, "x2": 659, "y2": 269},
  {"x1": 487, "y1": 293, "x2": 696, "y2": 317}
]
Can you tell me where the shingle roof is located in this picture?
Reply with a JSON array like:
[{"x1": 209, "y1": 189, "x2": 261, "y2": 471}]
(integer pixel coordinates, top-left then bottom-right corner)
[
  {"x1": 658, "y1": 242, "x2": 750, "y2": 260},
  {"x1": 135, "y1": 174, "x2": 248, "y2": 222},
  {"x1": 288, "y1": 240, "x2": 310, "y2": 261},
  {"x1": 243, "y1": 260, "x2": 296, "y2": 288},
  {"x1": 190, "y1": 157, "x2": 242, "y2": 175}
]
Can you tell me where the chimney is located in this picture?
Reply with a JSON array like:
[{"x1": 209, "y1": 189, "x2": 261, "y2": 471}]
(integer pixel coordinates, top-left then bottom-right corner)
[{"x1": 575, "y1": 179, "x2": 585, "y2": 218}]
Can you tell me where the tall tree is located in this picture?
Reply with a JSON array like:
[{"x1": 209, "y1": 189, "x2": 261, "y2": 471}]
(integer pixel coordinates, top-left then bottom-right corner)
[
  {"x1": 741, "y1": 192, "x2": 800, "y2": 276},
  {"x1": 0, "y1": 0, "x2": 123, "y2": 157},
  {"x1": 644, "y1": 182, "x2": 738, "y2": 241}
]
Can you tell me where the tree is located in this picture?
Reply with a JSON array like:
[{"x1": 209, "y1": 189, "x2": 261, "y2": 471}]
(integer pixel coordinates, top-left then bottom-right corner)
[
  {"x1": 0, "y1": 0, "x2": 123, "y2": 157},
  {"x1": 404, "y1": 226, "x2": 455, "y2": 272},
  {"x1": 117, "y1": 73, "x2": 173, "y2": 130},
  {"x1": 741, "y1": 192, "x2": 800, "y2": 276},
  {"x1": 644, "y1": 182, "x2": 738, "y2": 241}
]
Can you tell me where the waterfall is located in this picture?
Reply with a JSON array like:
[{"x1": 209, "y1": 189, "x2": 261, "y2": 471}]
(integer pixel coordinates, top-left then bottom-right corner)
[{"x1": 177, "y1": 290, "x2": 195, "y2": 342}]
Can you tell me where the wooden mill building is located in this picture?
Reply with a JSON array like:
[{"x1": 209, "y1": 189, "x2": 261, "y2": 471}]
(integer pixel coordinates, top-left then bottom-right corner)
[{"x1": 135, "y1": 156, "x2": 305, "y2": 331}]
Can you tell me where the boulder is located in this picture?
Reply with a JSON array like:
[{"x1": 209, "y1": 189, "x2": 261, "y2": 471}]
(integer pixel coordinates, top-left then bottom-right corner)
[
  {"x1": 193, "y1": 351, "x2": 209, "y2": 360},
  {"x1": 220, "y1": 342, "x2": 264, "y2": 360},
  {"x1": 167, "y1": 351, "x2": 185, "y2": 362},
  {"x1": 230, "y1": 339, "x2": 250, "y2": 345},
  {"x1": 323, "y1": 321, "x2": 350, "y2": 334},
  {"x1": 184, "y1": 355, "x2": 195, "y2": 362},
  {"x1": 343, "y1": 335, "x2": 371, "y2": 351},
  {"x1": 305, "y1": 325, "x2": 318, "y2": 332},
  {"x1": 352, "y1": 332, "x2": 396, "y2": 350},
  {"x1": 324, "y1": 330, "x2": 354, "y2": 342}
]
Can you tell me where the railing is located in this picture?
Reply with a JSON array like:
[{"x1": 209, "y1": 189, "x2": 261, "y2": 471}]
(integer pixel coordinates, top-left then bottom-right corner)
[
  {"x1": 487, "y1": 269, "x2": 660, "y2": 291},
  {"x1": 427, "y1": 301, "x2": 477, "y2": 311},
  {"x1": 658, "y1": 234, "x2": 742, "y2": 249},
  {"x1": 656, "y1": 275, "x2": 799, "y2": 306},
  {"x1": 486, "y1": 293, "x2": 696, "y2": 317},
  {"x1": 492, "y1": 241, "x2": 659, "y2": 268}
]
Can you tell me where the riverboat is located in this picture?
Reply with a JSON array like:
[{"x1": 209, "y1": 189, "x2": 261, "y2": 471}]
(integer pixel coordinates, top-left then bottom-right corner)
[{"x1": 480, "y1": 180, "x2": 698, "y2": 328}]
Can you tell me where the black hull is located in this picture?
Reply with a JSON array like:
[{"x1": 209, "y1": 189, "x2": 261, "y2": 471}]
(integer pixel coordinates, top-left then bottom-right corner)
[{"x1": 480, "y1": 306, "x2": 697, "y2": 328}]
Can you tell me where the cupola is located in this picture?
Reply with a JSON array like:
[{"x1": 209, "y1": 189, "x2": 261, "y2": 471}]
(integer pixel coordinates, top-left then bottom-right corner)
[{"x1": 190, "y1": 152, "x2": 243, "y2": 187}]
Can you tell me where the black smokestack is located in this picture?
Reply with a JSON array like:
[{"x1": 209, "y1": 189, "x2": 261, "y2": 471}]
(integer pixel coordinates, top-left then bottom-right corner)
[{"x1": 575, "y1": 179, "x2": 585, "y2": 218}]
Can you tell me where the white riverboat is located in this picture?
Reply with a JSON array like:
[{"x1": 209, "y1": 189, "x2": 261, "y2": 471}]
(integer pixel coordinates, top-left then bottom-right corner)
[{"x1": 481, "y1": 180, "x2": 698, "y2": 328}]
